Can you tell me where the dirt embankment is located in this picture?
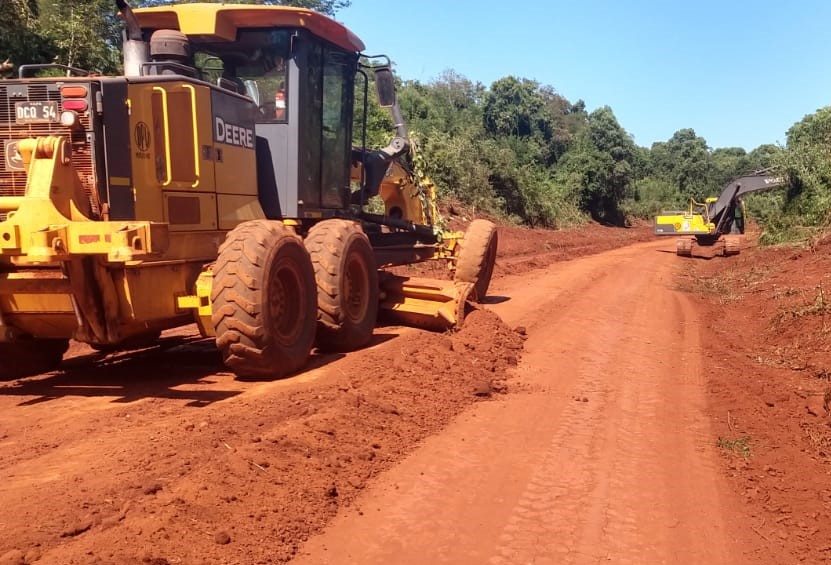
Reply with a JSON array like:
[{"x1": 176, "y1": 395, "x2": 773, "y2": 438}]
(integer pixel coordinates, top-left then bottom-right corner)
[{"x1": 679, "y1": 234, "x2": 831, "y2": 563}]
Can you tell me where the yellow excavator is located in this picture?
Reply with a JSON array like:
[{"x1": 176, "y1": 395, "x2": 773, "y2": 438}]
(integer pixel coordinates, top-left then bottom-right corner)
[
  {"x1": 0, "y1": 1, "x2": 497, "y2": 379},
  {"x1": 654, "y1": 169, "x2": 785, "y2": 256}
]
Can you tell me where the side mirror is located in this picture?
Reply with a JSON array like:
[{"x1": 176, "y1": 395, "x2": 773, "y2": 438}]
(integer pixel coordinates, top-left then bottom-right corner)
[
  {"x1": 374, "y1": 66, "x2": 396, "y2": 108},
  {"x1": 243, "y1": 80, "x2": 261, "y2": 106}
]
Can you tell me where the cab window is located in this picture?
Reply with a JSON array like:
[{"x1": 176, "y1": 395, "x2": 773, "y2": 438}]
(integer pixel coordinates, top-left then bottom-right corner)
[{"x1": 196, "y1": 29, "x2": 291, "y2": 123}]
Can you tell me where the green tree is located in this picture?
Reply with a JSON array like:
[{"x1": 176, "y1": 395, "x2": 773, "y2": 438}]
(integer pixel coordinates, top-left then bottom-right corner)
[
  {"x1": 0, "y1": 0, "x2": 52, "y2": 70},
  {"x1": 37, "y1": 0, "x2": 122, "y2": 73},
  {"x1": 649, "y1": 128, "x2": 713, "y2": 200},
  {"x1": 773, "y1": 106, "x2": 831, "y2": 229},
  {"x1": 555, "y1": 107, "x2": 635, "y2": 224}
]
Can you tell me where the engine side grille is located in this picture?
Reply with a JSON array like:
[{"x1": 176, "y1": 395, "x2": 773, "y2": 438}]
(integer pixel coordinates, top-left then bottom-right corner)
[{"x1": 0, "y1": 83, "x2": 96, "y2": 206}]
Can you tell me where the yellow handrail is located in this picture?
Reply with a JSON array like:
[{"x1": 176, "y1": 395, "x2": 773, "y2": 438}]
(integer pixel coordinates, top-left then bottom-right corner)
[
  {"x1": 181, "y1": 84, "x2": 200, "y2": 188},
  {"x1": 152, "y1": 86, "x2": 172, "y2": 187}
]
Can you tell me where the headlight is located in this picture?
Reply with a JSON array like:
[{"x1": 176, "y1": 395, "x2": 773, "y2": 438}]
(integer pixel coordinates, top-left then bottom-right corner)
[{"x1": 60, "y1": 110, "x2": 78, "y2": 128}]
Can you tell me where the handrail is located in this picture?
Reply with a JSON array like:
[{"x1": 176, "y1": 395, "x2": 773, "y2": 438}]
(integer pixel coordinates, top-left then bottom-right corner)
[
  {"x1": 181, "y1": 84, "x2": 200, "y2": 188},
  {"x1": 152, "y1": 86, "x2": 172, "y2": 187}
]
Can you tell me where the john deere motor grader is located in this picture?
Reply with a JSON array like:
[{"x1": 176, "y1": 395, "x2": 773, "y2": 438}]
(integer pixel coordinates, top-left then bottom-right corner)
[
  {"x1": 653, "y1": 169, "x2": 785, "y2": 257},
  {"x1": 0, "y1": 1, "x2": 497, "y2": 379}
]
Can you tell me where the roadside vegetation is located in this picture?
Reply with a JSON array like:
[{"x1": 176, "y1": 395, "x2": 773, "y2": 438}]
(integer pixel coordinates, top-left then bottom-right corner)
[{"x1": 3, "y1": 0, "x2": 831, "y2": 239}]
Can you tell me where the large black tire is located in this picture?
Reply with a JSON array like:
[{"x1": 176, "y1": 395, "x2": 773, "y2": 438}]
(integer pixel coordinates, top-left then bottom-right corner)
[
  {"x1": 0, "y1": 339, "x2": 68, "y2": 380},
  {"x1": 454, "y1": 219, "x2": 498, "y2": 303},
  {"x1": 305, "y1": 219, "x2": 379, "y2": 352},
  {"x1": 211, "y1": 220, "x2": 317, "y2": 379}
]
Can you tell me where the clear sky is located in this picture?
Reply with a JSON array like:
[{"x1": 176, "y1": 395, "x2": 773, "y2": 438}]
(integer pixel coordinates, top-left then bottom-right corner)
[{"x1": 338, "y1": 0, "x2": 831, "y2": 151}]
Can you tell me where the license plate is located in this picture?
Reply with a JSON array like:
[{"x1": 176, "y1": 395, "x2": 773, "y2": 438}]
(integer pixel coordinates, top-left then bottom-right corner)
[{"x1": 15, "y1": 101, "x2": 59, "y2": 124}]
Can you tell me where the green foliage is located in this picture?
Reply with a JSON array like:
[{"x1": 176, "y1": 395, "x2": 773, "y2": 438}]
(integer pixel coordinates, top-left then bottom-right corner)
[
  {"x1": 37, "y1": 0, "x2": 122, "y2": 73},
  {"x1": 649, "y1": 128, "x2": 714, "y2": 201},
  {"x1": 751, "y1": 106, "x2": 831, "y2": 244},
  {"x1": 0, "y1": 1, "x2": 52, "y2": 69},
  {"x1": 622, "y1": 177, "x2": 682, "y2": 219},
  {"x1": 553, "y1": 107, "x2": 635, "y2": 224}
]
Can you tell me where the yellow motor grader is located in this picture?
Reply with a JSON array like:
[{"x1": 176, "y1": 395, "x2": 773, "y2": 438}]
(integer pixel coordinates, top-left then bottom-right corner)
[{"x1": 0, "y1": 1, "x2": 497, "y2": 379}]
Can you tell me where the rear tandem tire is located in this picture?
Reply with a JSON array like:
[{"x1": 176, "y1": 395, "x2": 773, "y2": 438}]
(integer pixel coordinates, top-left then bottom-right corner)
[
  {"x1": 211, "y1": 220, "x2": 318, "y2": 379},
  {"x1": 455, "y1": 219, "x2": 498, "y2": 302},
  {"x1": 0, "y1": 339, "x2": 69, "y2": 380},
  {"x1": 305, "y1": 219, "x2": 379, "y2": 352}
]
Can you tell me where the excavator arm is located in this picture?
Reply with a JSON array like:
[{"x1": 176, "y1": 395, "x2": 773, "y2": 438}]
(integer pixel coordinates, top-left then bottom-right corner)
[{"x1": 708, "y1": 169, "x2": 785, "y2": 234}]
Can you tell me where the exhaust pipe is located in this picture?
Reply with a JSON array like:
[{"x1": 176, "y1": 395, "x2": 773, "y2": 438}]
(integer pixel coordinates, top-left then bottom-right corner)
[{"x1": 116, "y1": 0, "x2": 149, "y2": 76}]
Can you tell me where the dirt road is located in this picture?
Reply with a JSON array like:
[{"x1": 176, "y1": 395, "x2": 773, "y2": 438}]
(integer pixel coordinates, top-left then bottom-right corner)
[
  {"x1": 293, "y1": 240, "x2": 742, "y2": 564},
  {"x1": 0, "y1": 229, "x2": 750, "y2": 564}
]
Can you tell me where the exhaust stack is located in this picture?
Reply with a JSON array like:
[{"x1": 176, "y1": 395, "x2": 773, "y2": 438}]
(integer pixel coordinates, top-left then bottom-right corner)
[{"x1": 116, "y1": 0, "x2": 149, "y2": 76}]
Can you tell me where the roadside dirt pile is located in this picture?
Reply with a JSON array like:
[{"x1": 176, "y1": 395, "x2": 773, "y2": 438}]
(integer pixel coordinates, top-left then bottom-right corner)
[
  {"x1": 680, "y1": 233, "x2": 831, "y2": 564},
  {"x1": 0, "y1": 309, "x2": 523, "y2": 564}
]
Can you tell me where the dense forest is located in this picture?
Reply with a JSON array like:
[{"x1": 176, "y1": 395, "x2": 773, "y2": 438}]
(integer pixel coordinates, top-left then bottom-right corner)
[{"x1": 2, "y1": 0, "x2": 830, "y2": 242}]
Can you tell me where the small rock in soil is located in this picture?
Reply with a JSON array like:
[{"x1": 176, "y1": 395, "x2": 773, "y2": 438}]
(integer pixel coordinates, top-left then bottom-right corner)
[
  {"x1": 806, "y1": 397, "x2": 828, "y2": 417},
  {"x1": 60, "y1": 520, "x2": 92, "y2": 538},
  {"x1": 376, "y1": 401, "x2": 400, "y2": 415},
  {"x1": 325, "y1": 484, "x2": 339, "y2": 498},
  {"x1": 143, "y1": 482, "x2": 163, "y2": 495},
  {"x1": 214, "y1": 531, "x2": 231, "y2": 545},
  {"x1": 473, "y1": 380, "x2": 492, "y2": 397}
]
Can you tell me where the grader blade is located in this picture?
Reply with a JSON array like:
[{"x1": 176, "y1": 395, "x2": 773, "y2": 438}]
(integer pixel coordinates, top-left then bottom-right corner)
[{"x1": 378, "y1": 273, "x2": 472, "y2": 331}]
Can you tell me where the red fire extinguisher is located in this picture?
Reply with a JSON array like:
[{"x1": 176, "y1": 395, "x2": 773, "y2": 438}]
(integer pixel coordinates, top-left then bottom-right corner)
[{"x1": 275, "y1": 90, "x2": 286, "y2": 120}]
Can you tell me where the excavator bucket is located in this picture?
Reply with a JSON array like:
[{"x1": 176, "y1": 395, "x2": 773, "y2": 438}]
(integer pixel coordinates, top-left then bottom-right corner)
[{"x1": 378, "y1": 273, "x2": 472, "y2": 331}]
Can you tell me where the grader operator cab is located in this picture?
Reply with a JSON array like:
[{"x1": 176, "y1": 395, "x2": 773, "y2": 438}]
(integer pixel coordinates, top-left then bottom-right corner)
[
  {"x1": 0, "y1": 1, "x2": 497, "y2": 379},
  {"x1": 653, "y1": 169, "x2": 785, "y2": 257}
]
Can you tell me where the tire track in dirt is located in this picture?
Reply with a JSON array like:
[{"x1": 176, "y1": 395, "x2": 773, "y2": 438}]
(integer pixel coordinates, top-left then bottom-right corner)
[{"x1": 293, "y1": 241, "x2": 743, "y2": 565}]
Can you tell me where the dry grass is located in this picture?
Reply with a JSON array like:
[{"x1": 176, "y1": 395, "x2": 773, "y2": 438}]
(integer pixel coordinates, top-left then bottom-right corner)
[
  {"x1": 675, "y1": 264, "x2": 770, "y2": 304},
  {"x1": 770, "y1": 284, "x2": 831, "y2": 332},
  {"x1": 717, "y1": 436, "x2": 752, "y2": 458}
]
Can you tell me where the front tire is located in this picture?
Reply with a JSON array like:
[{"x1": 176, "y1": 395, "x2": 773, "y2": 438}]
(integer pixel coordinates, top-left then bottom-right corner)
[
  {"x1": 455, "y1": 219, "x2": 498, "y2": 302},
  {"x1": 305, "y1": 219, "x2": 378, "y2": 352},
  {"x1": 212, "y1": 220, "x2": 317, "y2": 379},
  {"x1": 0, "y1": 339, "x2": 68, "y2": 380}
]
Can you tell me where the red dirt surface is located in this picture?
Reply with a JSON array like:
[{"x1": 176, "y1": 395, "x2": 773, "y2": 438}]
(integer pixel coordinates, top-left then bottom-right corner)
[
  {"x1": 0, "y1": 219, "x2": 647, "y2": 565},
  {"x1": 9, "y1": 219, "x2": 824, "y2": 564},
  {"x1": 680, "y1": 232, "x2": 831, "y2": 564}
]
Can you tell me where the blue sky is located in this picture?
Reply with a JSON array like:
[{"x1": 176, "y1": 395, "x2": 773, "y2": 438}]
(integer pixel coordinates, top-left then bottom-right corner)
[{"x1": 338, "y1": 0, "x2": 831, "y2": 151}]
